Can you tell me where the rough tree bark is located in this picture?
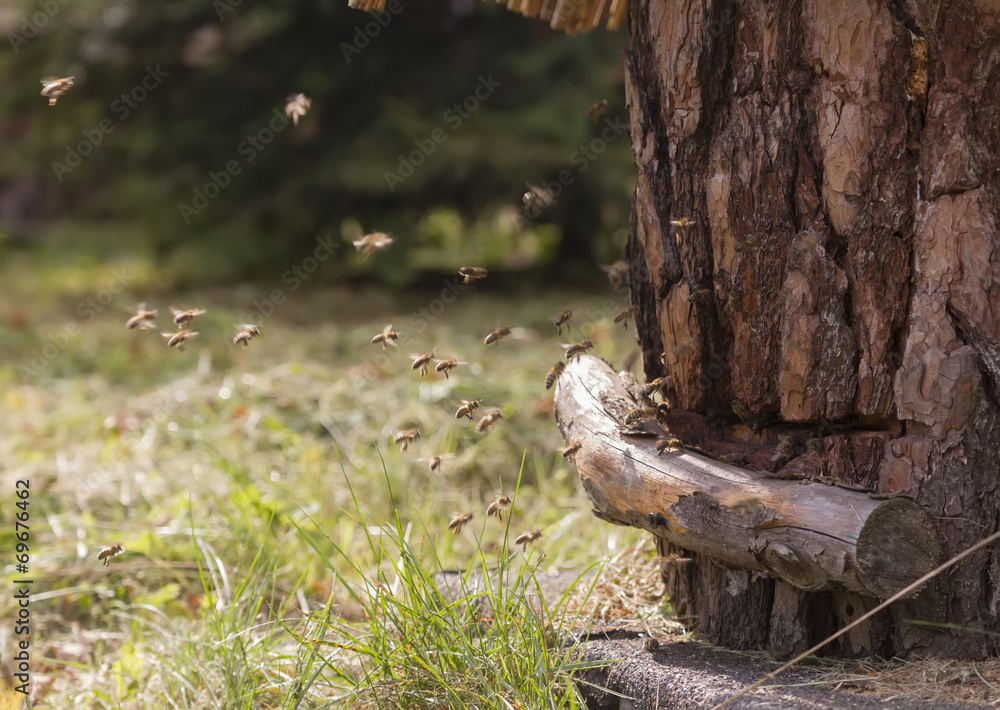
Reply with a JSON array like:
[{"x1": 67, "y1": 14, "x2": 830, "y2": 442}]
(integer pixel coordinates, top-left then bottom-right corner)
[{"x1": 618, "y1": 0, "x2": 1000, "y2": 658}]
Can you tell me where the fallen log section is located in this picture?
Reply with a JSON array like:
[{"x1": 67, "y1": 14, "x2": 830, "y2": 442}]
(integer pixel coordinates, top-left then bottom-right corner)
[{"x1": 553, "y1": 355, "x2": 944, "y2": 598}]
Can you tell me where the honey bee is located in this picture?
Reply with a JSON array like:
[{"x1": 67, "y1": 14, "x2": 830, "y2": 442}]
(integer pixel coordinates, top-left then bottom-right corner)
[
  {"x1": 908, "y1": 35, "x2": 929, "y2": 106},
  {"x1": 455, "y1": 399, "x2": 481, "y2": 420},
  {"x1": 772, "y1": 433, "x2": 804, "y2": 463},
  {"x1": 434, "y1": 357, "x2": 465, "y2": 379},
  {"x1": 670, "y1": 217, "x2": 695, "y2": 245},
  {"x1": 554, "y1": 310, "x2": 572, "y2": 335},
  {"x1": 622, "y1": 407, "x2": 657, "y2": 425},
  {"x1": 514, "y1": 529, "x2": 542, "y2": 549},
  {"x1": 731, "y1": 399, "x2": 763, "y2": 433},
  {"x1": 560, "y1": 442, "x2": 582, "y2": 460},
  {"x1": 410, "y1": 349, "x2": 436, "y2": 376},
  {"x1": 600, "y1": 261, "x2": 628, "y2": 289},
  {"x1": 643, "y1": 377, "x2": 668, "y2": 398},
  {"x1": 448, "y1": 512, "x2": 474, "y2": 535},
  {"x1": 656, "y1": 436, "x2": 683, "y2": 454},
  {"x1": 545, "y1": 361, "x2": 565, "y2": 390},
  {"x1": 643, "y1": 637, "x2": 660, "y2": 652},
  {"x1": 484, "y1": 327, "x2": 512, "y2": 346},
  {"x1": 371, "y1": 325, "x2": 400, "y2": 350},
  {"x1": 353, "y1": 232, "x2": 393, "y2": 258},
  {"x1": 97, "y1": 542, "x2": 124, "y2": 567},
  {"x1": 587, "y1": 99, "x2": 608, "y2": 122},
  {"x1": 458, "y1": 266, "x2": 488, "y2": 284},
  {"x1": 486, "y1": 494, "x2": 513, "y2": 520},
  {"x1": 285, "y1": 93, "x2": 311, "y2": 126},
  {"x1": 171, "y1": 307, "x2": 206, "y2": 327},
  {"x1": 233, "y1": 324, "x2": 261, "y2": 348},
  {"x1": 564, "y1": 340, "x2": 594, "y2": 360},
  {"x1": 393, "y1": 428, "x2": 420, "y2": 453},
  {"x1": 162, "y1": 329, "x2": 198, "y2": 351},
  {"x1": 806, "y1": 437, "x2": 824, "y2": 453},
  {"x1": 613, "y1": 306, "x2": 633, "y2": 329},
  {"x1": 728, "y1": 287, "x2": 748, "y2": 310},
  {"x1": 125, "y1": 303, "x2": 157, "y2": 331},
  {"x1": 523, "y1": 183, "x2": 556, "y2": 211},
  {"x1": 689, "y1": 289, "x2": 712, "y2": 303},
  {"x1": 477, "y1": 410, "x2": 503, "y2": 433},
  {"x1": 735, "y1": 237, "x2": 761, "y2": 254},
  {"x1": 420, "y1": 453, "x2": 454, "y2": 473},
  {"x1": 40, "y1": 76, "x2": 74, "y2": 106}
]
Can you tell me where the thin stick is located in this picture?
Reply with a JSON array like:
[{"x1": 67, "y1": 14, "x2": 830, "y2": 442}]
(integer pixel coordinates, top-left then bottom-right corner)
[{"x1": 710, "y1": 527, "x2": 1000, "y2": 710}]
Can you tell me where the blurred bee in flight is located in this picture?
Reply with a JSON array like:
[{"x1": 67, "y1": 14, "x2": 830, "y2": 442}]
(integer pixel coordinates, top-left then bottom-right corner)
[
  {"x1": 560, "y1": 442, "x2": 582, "y2": 461},
  {"x1": 419, "y1": 453, "x2": 454, "y2": 473},
  {"x1": 735, "y1": 236, "x2": 761, "y2": 254},
  {"x1": 434, "y1": 357, "x2": 465, "y2": 379},
  {"x1": 477, "y1": 410, "x2": 503, "y2": 433},
  {"x1": 545, "y1": 361, "x2": 565, "y2": 390},
  {"x1": 523, "y1": 183, "x2": 556, "y2": 212},
  {"x1": 455, "y1": 399, "x2": 481, "y2": 420},
  {"x1": 393, "y1": 428, "x2": 420, "y2": 454},
  {"x1": 587, "y1": 99, "x2": 608, "y2": 122},
  {"x1": 515, "y1": 529, "x2": 542, "y2": 550},
  {"x1": 233, "y1": 324, "x2": 261, "y2": 348},
  {"x1": 371, "y1": 325, "x2": 400, "y2": 349},
  {"x1": 285, "y1": 93, "x2": 311, "y2": 126},
  {"x1": 458, "y1": 266, "x2": 488, "y2": 284},
  {"x1": 553, "y1": 310, "x2": 572, "y2": 335},
  {"x1": 484, "y1": 326, "x2": 511, "y2": 346},
  {"x1": 614, "y1": 306, "x2": 633, "y2": 329},
  {"x1": 486, "y1": 495, "x2": 512, "y2": 521},
  {"x1": 448, "y1": 512, "x2": 474, "y2": 535},
  {"x1": 41, "y1": 76, "x2": 74, "y2": 106},
  {"x1": 126, "y1": 303, "x2": 157, "y2": 331},
  {"x1": 670, "y1": 217, "x2": 694, "y2": 245},
  {"x1": 162, "y1": 329, "x2": 198, "y2": 351},
  {"x1": 600, "y1": 261, "x2": 628, "y2": 290},
  {"x1": 410, "y1": 349, "x2": 436, "y2": 376},
  {"x1": 564, "y1": 340, "x2": 594, "y2": 360},
  {"x1": 97, "y1": 542, "x2": 124, "y2": 567},
  {"x1": 353, "y1": 232, "x2": 393, "y2": 259},
  {"x1": 171, "y1": 307, "x2": 206, "y2": 328}
]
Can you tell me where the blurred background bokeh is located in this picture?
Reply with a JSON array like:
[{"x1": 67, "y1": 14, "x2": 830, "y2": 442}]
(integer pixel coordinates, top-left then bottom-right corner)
[{"x1": 0, "y1": 0, "x2": 632, "y2": 289}]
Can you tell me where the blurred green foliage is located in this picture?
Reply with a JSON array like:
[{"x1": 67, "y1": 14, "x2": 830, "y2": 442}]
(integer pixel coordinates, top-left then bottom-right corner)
[{"x1": 0, "y1": 0, "x2": 632, "y2": 286}]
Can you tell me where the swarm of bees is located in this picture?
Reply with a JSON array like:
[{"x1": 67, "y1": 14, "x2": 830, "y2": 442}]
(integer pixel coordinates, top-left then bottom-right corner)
[
  {"x1": 393, "y1": 428, "x2": 420, "y2": 453},
  {"x1": 587, "y1": 99, "x2": 608, "y2": 122},
  {"x1": 484, "y1": 326, "x2": 512, "y2": 346},
  {"x1": 126, "y1": 303, "x2": 158, "y2": 331},
  {"x1": 410, "y1": 349, "x2": 436, "y2": 376},
  {"x1": 353, "y1": 232, "x2": 394, "y2": 259},
  {"x1": 486, "y1": 494, "x2": 512, "y2": 521},
  {"x1": 285, "y1": 93, "x2": 312, "y2": 126},
  {"x1": 545, "y1": 361, "x2": 565, "y2": 390},
  {"x1": 553, "y1": 310, "x2": 572, "y2": 335},
  {"x1": 458, "y1": 266, "x2": 488, "y2": 284},
  {"x1": 455, "y1": 399, "x2": 481, "y2": 420},
  {"x1": 97, "y1": 542, "x2": 124, "y2": 568},
  {"x1": 233, "y1": 324, "x2": 261, "y2": 348},
  {"x1": 371, "y1": 325, "x2": 400, "y2": 349},
  {"x1": 128, "y1": 302, "x2": 263, "y2": 354},
  {"x1": 477, "y1": 409, "x2": 503, "y2": 433},
  {"x1": 41, "y1": 76, "x2": 74, "y2": 106}
]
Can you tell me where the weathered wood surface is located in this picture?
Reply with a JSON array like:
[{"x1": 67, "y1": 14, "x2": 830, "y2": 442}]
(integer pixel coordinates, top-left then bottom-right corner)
[{"x1": 554, "y1": 355, "x2": 943, "y2": 599}]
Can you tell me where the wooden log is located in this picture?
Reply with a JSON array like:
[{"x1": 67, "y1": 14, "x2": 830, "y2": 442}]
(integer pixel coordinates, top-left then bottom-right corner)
[{"x1": 554, "y1": 355, "x2": 944, "y2": 598}]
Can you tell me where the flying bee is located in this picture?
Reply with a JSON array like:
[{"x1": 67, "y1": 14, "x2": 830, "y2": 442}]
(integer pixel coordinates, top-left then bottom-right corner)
[
  {"x1": 410, "y1": 349, "x2": 436, "y2": 376},
  {"x1": 420, "y1": 453, "x2": 454, "y2": 473},
  {"x1": 477, "y1": 409, "x2": 503, "y2": 433},
  {"x1": 587, "y1": 99, "x2": 608, "y2": 122},
  {"x1": 285, "y1": 92, "x2": 311, "y2": 126},
  {"x1": 689, "y1": 289, "x2": 712, "y2": 304},
  {"x1": 40, "y1": 76, "x2": 74, "y2": 106},
  {"x1": 171, "y1": 307, "x2": 206, "y2": 327},
  {"x1": 455, "y1": 399, "x2": 481, "y2": 420},
  {"x1": 97, "y1": 542, "x2": 124, "y2": 568},
  {"x1": 162, "y1": 329, "x2": 198, "y2": 351},
  {"x1": 735, "y1": 236, "x2": 761, "y2": 254},
  {"x1": 233, "y1": 324, "x2": 261, "y2": 348},
  {"x1": 393, "y1": 428, "x2": 420, "y2": 453},
  {"x1": 565, "y1": 340, "x2": 594, "y2": 360},
  {"x1": 656, "y1": 436, "x2": 683, "y2": 454},
  {"x1": 545, "y1": 361, "x2": 565, "y2": 390},
  {"x1": 514, "y1": 529, "x2": 542, "y2": 550},
  {"x1": 554, "y1": 310, "x2": 572, "y2": 335},
  {"x1": 622, "y1": 407, "x2": 657, "y2": 426},
  {"x1": 486, "y1": 494, "x2": 513, "y2": 521},
  {"x1": 371, "y1": 325, "x2": 400, "y2": 349},
  {"x1": 484, "y1": 326, "x2": 512, "y2": 346},
  {"x1": 670, "y1": 217, "x2": 695, "y2": 245},
  {"x1": 447, "y1": 512, "x2": 474, "y2": 535},
  {"x1": 600, "y1": 261, "x2": 628, "y2": 289},
  {"x1": 614, "y1": 306, "x2": 633, "y2": 329},
  {"x1": 458, "y1": 266, "x2": 488, "y2": 284},
  {"x1": 560, "y1": 442, "x2": 582, "y2": 460},
  {"x1": 353, "y1": 232, "x2": 393, "y2": 258},
  {"x1": 434, "y1": 357, "x2": 465, "y2": 379},
  {"x1": 643, "y1": 377, "x2": 668, "y2": 398},
  {"x1": 125, "y1": 303, "x2": 157, "y2": 331},
  {"x1": 523, "y1": 183, "x2": 556, "y2": 212}
]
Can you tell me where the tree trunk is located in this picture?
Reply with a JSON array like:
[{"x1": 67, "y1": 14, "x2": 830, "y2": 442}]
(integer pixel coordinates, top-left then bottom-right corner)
[{"x1": 621, "y1": 0, "x2": 1000, "y2": 657}]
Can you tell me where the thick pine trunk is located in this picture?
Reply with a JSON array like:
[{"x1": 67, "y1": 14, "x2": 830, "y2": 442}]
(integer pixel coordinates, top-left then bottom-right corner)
[{"x1": 621, "y1": 0, "x2": 1000, "y2": 657}]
